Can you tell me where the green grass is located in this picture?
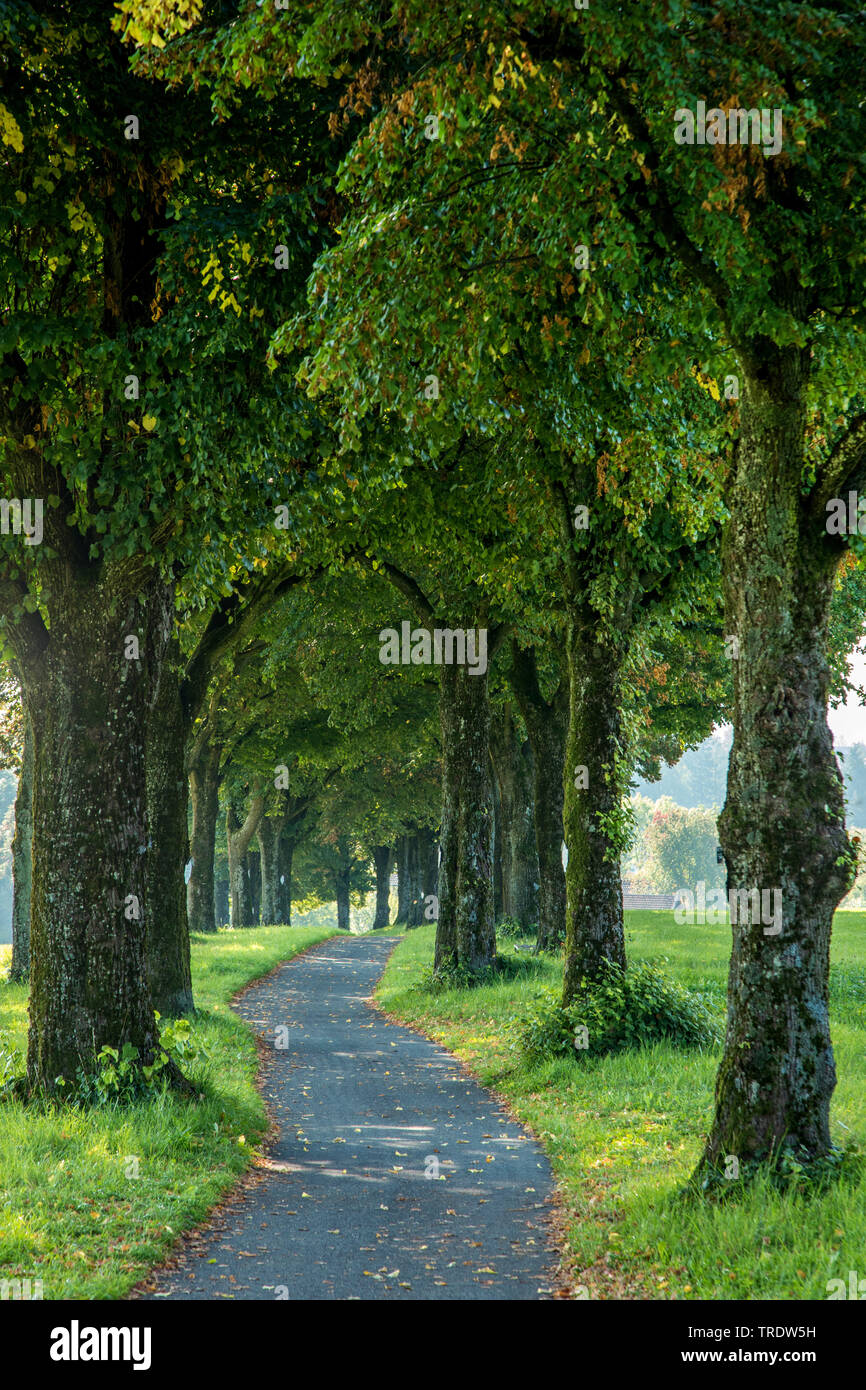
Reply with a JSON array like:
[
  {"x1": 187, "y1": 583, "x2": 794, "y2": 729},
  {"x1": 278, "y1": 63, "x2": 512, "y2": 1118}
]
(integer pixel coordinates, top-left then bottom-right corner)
[
  {"x1": 0, "y1": 925, "x2": 335, "y2": 1300},
  {"x1": 376, "y1": 912, "x2": 866, "y2": 1300}
]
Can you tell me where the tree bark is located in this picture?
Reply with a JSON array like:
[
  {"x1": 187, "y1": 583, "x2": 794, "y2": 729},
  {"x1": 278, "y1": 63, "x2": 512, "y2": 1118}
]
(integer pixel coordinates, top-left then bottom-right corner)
[
  {"x1": 277, "y1": 831, "x2": 295, "y2": 925},
  {"x1": 417, "y1": 826, "x2": 438, "y2": 916},
  {"x1": 335, "y1": 865, "x2": 351, "y2": 931},
  {"x1": 245, "y1": 849, "x2": 261, "y2": 926},
  {"x1": 699, "y1": 355, "x2": 853, "y2": 1172},
  {"x1": 562, "y1": 618, "x2": 628, "y2": 1003},
  {"x1": 492, "y1": 772, "x2": 504, "y2": 922},
  {"x1": 372, "y1": 845, "x2": 392, "y2": 929},
  {"x1": 394, "y1": 834, "x2": 410, "y2": 925},
  {"x1": 258, "y1": 818, "x2": 282, "y2": 923},
  {"x1": 19, "y1": 572, "x2": 168, "y2": 1092},
  {"x1": 187, "y1": 737, "x2": 221, "y2": 934},
  {"x1": 490, "y1": 704, "x2": 538, "y2": 929},
  {"x1": 227, "y1": 790, "x2": 265, "y2": 929},
  {"x1": 214, "y1": 874, "x2": 229, "y2": 928},
  {"x1": 434, "y1": 664, "x2": 496, "y2": 974},
  {"x1": 406, "y1": 832, "x2": 424, "y2": 928},
  {"x1": 144, "y1": 616, "x2": 194, "y2": 1017},
  {"x1": 10, "y1": 708, "x2": 33, "y2": 983},
  {"x1": 508, "y1": 642, "x2": 568, "y2": 952}
]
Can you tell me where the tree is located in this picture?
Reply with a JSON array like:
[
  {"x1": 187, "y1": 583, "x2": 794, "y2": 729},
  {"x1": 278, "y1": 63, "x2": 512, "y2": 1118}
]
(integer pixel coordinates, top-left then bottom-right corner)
[
  {"x1": 507, "y1": 639, "x2": 568, "y2": 950},
  {"x1": 645, "y1": 798, "x2": 724, "y2": 894},
  {"x1": 0, "y1": 0, "x2": 339, "y2": 1084},
  {"x1": 489, "y1": 699, "x2": 538, "y2": 931}
]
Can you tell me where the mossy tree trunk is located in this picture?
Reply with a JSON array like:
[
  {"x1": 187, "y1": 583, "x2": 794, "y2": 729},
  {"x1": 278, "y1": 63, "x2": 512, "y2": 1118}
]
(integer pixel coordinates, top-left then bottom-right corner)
[
  {"x1": 258, "y1": 818, "x2": 281, "y2": 923},
  {"x1": 187, "y1": 736, "x2": 221, "y2": 934},
  {"x1": 492, "y1": 774, "x2": 504, "y2": 922},
  {"x1": 10, "y1": 707, "x2": 33, "y2": 984},
  {"x1": 227, "y1": 788, "x2": 265, "y2": 929},
  {"x1": 562, "y1": 614, "x2": 629, "y2": 1004},
  {"x1": 19, "y1": 571, "x2": 168, "y2": 1093},
  {"x1": 509, "y1": 642, "x2": 568, "y2": 952},
  {"x1": 700, "y1": 354, "x2": 856, "y2": 1173},
  {"x1": 434, "y1": 664, "x2": 496, "y2": 974},
  {"x1": 490, "y1": 703, "x2": 538, "y2": 929},
  {"x1": 406, "y1": 832, "x2": 423, "y2": 928},
  {"x1": 394, "y1": 833, "x2": 410, "y2": 925},
  {"x1": 372, "y1": 845, "x2": 392, "y2": 929},
  {"x1": 144, "y1": 612, "x2": 193, "y2": 1017}
]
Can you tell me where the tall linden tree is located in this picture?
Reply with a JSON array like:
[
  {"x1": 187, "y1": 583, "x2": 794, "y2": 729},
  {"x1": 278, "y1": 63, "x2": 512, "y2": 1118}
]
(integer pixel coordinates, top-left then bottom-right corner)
[{"x1": 0, "y1": 1, "x2": 332, "y2": 1090}]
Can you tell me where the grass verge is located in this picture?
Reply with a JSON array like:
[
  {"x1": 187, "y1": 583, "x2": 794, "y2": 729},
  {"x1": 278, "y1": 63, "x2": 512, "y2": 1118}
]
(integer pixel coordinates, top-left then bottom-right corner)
[
  {"x1": 0, "y1": 925, "x2": 335, "y2": 1299},
  {"x1": 376, "y1": 912, "x2": 866, "y2": 1300}
]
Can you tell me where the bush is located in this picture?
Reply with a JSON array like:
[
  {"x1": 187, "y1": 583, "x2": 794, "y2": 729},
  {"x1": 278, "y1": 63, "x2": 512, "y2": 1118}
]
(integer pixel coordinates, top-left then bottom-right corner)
[
  {"x1": 514, "y1": 958, "x2": 721, "y2": 1063},
  {"x1": 496, "y1": 917, "x2": 534, "y2": 941}
]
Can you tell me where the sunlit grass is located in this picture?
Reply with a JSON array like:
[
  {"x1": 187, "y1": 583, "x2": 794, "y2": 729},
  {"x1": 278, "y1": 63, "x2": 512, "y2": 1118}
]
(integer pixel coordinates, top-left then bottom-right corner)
[
  {"x1": 377, "y1": 912, "x2": 866, "y2": 1300},
  {"x1": 0, "y1": 924, "x2": 335, "y2": 1300}
]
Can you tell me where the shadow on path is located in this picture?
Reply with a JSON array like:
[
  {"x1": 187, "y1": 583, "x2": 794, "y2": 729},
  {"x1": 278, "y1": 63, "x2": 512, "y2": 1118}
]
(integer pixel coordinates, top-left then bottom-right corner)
[{"x1": 136, "y1": 934, "x2": 558, "y2": 1300}]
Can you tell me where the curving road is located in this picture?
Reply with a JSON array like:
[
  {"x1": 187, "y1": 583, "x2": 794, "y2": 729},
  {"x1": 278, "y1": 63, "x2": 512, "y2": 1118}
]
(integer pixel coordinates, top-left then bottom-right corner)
[{"x1": 137, "y1": 934, "x2": 557, "y2": 1301}]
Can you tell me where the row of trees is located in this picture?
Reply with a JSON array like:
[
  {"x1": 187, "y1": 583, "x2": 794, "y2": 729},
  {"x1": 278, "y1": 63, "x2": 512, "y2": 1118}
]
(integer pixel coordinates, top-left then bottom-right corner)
[{"x1": 1, "y1": 1, "x2": 865, "y2": 1187}]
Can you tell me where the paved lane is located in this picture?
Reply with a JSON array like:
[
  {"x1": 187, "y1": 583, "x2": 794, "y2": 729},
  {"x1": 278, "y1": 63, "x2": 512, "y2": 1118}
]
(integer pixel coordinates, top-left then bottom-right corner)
[{"x1": 138, "y1": 934, "x2": 557, "y2": 1300}]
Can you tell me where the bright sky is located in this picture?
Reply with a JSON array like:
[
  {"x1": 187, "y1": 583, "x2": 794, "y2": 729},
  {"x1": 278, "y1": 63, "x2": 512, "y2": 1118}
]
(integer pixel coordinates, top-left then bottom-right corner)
[{"x1": 830, "y1": 648, "x2": 866, "y2": 745}]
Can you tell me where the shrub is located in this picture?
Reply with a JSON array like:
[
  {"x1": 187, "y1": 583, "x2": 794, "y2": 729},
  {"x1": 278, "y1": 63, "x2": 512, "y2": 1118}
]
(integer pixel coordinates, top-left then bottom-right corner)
[
  {"x1": 514, "y1": 958, "x2": 721, "y2": 1063},
  {"x1": 496, "y1": 917, "x2": 533, "y2": 941}
]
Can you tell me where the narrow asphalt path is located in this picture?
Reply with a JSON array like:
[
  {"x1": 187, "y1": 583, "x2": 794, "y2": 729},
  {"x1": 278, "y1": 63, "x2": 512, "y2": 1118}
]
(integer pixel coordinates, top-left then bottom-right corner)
[{"x1": 138, "y1": 934, "x2": 558, "y2": 1300}]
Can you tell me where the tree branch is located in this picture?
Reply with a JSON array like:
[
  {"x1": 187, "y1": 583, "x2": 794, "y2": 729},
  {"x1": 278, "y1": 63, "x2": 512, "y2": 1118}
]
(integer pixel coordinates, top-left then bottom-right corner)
[{"x1": 814, "y1": 413, "x2": 866, "y2": 518}]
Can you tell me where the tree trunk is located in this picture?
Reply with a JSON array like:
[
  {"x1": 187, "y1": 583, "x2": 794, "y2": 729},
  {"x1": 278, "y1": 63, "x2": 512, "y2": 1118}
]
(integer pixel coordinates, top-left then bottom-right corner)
[
  {"x1": 144, "y1": 620, "x2": 194, "y2": 1017},
  {"x1": 509, "y1": 739, "x2": 538, "y2": 927},
  {"x1": 492, "y1": 773, "x2": 504, "y2": 922},
  {"x1": 434, "y1": 664, "x2": 496, "y2": 974},
  {"x1": 562, "y1": 618, "x2": 628, "y2": 1003},
  {"x1": 508, "y1": 643, "x2": 568, "y2": 952},
  {"x1": 10, "y1": 708, "x2": 33, "y2": 983},
  {"x1": 490, "y1": 705, "x2": 538, "y2": 929},
  {"x1": 394, "y1": 834, "x2": 410, "y2": 924},
  {"x1": 187, "y1": 737, "x2": 221, "y2": 934},
  {"x1": 494, "y1": 752, "x2": 514, "y2": 920},
  {"x1": 530, "y1": 703, "x2": 567, "y2": 952},
  {"x1": 699, "y1": 358, "x2": 852, "y2": 1173},
  {"x1": 277, "y1": 832, "x2": 295, "y2": 926},
  {"x1": 214, "y1": 874, "x2": 229, "y2": 928},
  {"x1": 417, "y1": 826, "x2": 438, "y2": 916},
  {"x1": 245, "y1": 850, "x2": 261, "y2": 926},
  {"x1": 406, "y1": 832, "x2": 424, "y2": 928},
  {"x1": 372, "y1": 845, "x2": 392, "y2": 929},
  {"x1": 258, "y1": 818, "x2": 281, "y2": 923},
  {"x1": 335, "y1": 866, "x2": 351, "y2": 931},
  {"x1": 227, "y1": 791, "x2": 265, "y2": 929},
  {"x1": 20, "y1": 573, "x2": 167, "y2": 1092}
]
